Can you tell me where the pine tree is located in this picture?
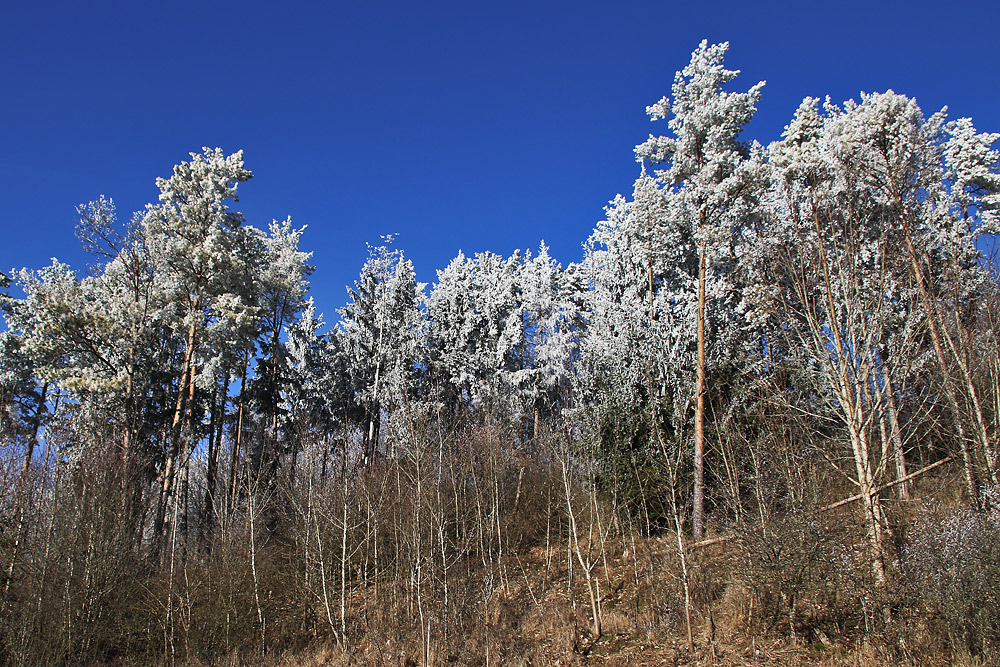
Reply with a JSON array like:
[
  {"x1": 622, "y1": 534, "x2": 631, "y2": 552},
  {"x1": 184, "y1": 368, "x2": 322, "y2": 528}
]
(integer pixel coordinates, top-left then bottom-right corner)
[
  {"x1": 141, "y1": 147, "x2": 253, "y2": 547},
  {"x1": 338, "y1": 239, "x2": 423, "y2": 463},
  {"x1": 634, "y1": 40, "x2": 764, "y2": 538}
]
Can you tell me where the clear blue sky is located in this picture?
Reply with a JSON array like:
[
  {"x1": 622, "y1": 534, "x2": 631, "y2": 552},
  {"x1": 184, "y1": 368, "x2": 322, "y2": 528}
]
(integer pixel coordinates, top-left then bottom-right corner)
[{"x1": 3, "y1": 0, "x2": 998, "y2": 324}]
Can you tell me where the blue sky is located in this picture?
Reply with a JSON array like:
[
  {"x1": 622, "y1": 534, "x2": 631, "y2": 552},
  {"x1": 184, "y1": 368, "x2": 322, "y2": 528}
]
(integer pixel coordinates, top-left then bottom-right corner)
[{"x1": 3, "y1": 0, "x2": 998, "y2": 325}]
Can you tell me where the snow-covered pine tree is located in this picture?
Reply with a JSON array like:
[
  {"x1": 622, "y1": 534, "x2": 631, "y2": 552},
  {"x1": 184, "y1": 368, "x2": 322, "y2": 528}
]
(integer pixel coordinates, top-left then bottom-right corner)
[
  {"x1": 424, "y1": 249, "x2": 526, "y2": 416},
  {"x1": 518, "y1": 243, "x2": 583, "y2": 435},
  {"x1": 338, "y1": 239, "x2": 423, "y2": 464},
  {"x1": 634, "y1": 40, "x2": 764, "y2": 538},
  {"x1": 141, "y1": 147, "x2": 253, "y2": 545}
]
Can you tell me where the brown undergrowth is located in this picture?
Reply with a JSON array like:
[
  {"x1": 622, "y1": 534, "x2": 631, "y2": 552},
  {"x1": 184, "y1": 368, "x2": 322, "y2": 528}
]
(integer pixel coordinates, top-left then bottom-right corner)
[
  {"x1": 224, "y1": 531, "x2": 962, "y2": 667},
  {"x1": 3, "y1": 426, "x2": 990, "y2": 667}
]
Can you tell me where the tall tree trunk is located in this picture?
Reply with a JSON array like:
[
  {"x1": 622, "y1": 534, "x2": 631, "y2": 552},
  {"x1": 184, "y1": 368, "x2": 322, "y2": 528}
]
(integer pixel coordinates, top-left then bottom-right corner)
[
  {"x1": 262, "y1": 323, "x2": 283, "y2": 482},
  {"x1": 366, "y1": 317, "x2": 386, "y2": 466},
  {"x1": 122, "y1": 360, "x2": 135, "y2": 464},
  {"x1": 901, "y1": 231, "x2": 980, "y2": 502},
  {"x1": 201, "y1": 371, "x2": 226, "y2": 541},
  {"x1": 884, "y1": 372, "x2": 910, "y2": 500},
  {"x1": 228, "y1": 350, "x2": 250, "y2": 511},
  {"x1": 693, "y1": 218, "x2": 708, "y2": 541},
  {"x1": 156, "y1": 313, "x2": 198, "y2": 547},
  {"x1": 949, "y1": 279, "x2": 999, "y2": 486},
  {"x1": 21, "y1": 382, "x2": 48, "y2": 478},
  {"x1": 807, "y1": 193, "x2": 892, "y2": 610}
]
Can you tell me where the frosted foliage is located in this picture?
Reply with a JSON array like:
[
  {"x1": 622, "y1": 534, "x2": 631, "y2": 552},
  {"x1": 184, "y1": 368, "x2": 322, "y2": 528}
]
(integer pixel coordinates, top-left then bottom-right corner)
[
  {"x1": 0, "y1": 332, "x2": 25, "y2": 388},
  {"x1": 242, "y1": 217, "x2": 314, "y2": 409},
  {"x1": 580, "y1": 40, "x2": 765, "y2": 418},
  {"x1": 5, "y1": 261, "x2": 122, "y2": 393},
  {"x1": 142, "y1": 148, "x2": 252, "y2": 324},
  {"x1": 338, "y1": 241, "x2": 423, "y2": 410},
  {"x1": 256, "y1": 218, "x2": 313, "y2": 319},
  {"x1": 281, "y1": 298, "x2": 335, "y2": 426},
  {"x1": 820, "y1": 92, "x2": 944, "y2": 211},
  {"x1": 945, "y1": 117, "x2": 1000, "y2": 235},
  {"x1": 760, "y1": 89, "x2": 1000, "y2": 486},
  {"x1": 578, "y1": 180, "x2": 703, "y2": 432},
  {"x1": 74, "y1": 196, "x2": 120, "y2": 259},
  {"x1": 424, "y1": 250, "x2": 477, "y2": 394},
  {"x1": 139, "y1": 148, "x2": 260, "y2": 403},
  {"x1": 1, "y1": 150, "x2": 323, "y2": 458},
  {"x1": 0, "y1": 332, "x2": 40, "y2": 439},
  {"x1": 636, "y1": 40, "x2": 764, "y2": 355},
  {"x1": 424, "y1": 245, "x2": 580, "y2": 416},
  {"x1": 768, "y1": 97, "x2": 826, "y2": 181},
  {"x1": 155, "y1": 148, "x2": 251, "y2": 214},
  {"x1": 635, "y1": 39, "x2": 764, "y2": 197},
  {"x1": 520, "y1": 243, "x2": 582, "y2": 402},
  {"x1": 425, "y1": 249, "x2": 524, "y2": 410},
  {"x1": 768, "y1": 90, "x2": 989, "y2": 315},
  {"x1": 4, "y1": 196, "x2": 170, "y2": 407},
  {"x1": 285, "y1": 300, "x2": 321, "y2": 375},
  {"x1": 582, "y1": 191, "x2": 671, "y2": 397}
]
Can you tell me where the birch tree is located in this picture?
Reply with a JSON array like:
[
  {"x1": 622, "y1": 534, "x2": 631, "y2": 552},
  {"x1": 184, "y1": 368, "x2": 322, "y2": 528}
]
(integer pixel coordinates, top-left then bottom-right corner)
[
  {"x1": 765, "y1": 97, "x2": 899, "y2": 594},
  {"x1": 758, "y1": 91, "x2": 1000, "y2": 603}
]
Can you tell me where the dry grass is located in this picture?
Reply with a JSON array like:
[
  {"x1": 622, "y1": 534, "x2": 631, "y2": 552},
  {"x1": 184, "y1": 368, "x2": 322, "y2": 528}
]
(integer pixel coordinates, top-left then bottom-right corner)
[{"x1": 209, "y1": 531, "x2": 967, "y2": 667}]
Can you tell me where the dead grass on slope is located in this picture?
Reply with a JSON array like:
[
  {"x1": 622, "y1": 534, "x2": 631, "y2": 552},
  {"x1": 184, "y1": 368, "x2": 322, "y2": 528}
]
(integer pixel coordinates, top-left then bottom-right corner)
[{"x1": 234, "y1": 530, "x2": 961, "y2": 667}]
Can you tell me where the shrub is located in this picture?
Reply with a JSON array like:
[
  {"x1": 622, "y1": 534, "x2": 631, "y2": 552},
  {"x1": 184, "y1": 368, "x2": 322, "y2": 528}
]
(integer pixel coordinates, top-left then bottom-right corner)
[{"x1": 905, "y1": 487, "x2": 1000, "y2": 658}]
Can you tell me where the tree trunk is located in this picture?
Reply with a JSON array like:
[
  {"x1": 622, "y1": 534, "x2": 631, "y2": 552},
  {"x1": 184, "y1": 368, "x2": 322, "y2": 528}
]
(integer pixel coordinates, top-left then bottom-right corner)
[
  {"x1": 693, "y1": 224, "x2": 708, "y2": 541},
  {"x1": 901, "y1": 231, "x2": 980, "y2": 502},
  {"x1": 21, "y1": 382, "x2": 48, "y2": 478},
  {"x1": 201, "y1": 369, "x2": 228, "y2": 541},
  {"x1": 156, "y1": 315, "x2": 198, "y2": 552},
  {"x1": 228, "y1": 350, "x2": 250, "y2": 511},
  {"x1": 884, "y1": 372, "x2": 910, "y2": 500}
]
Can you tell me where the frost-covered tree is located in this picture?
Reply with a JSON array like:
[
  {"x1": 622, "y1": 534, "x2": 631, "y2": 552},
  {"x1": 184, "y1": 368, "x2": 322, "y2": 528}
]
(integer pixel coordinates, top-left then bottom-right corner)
[
  {"x1": 939, "y1": 117, "x2": 1000, "y2": 489},
  {"x1": 793, "y1": 93, "x2": 1000, "y2": 499},
  {"x1": 423, "y1": 250, "x2": 478, "y2": 409},
  {"x1": 338, "y1": 239, "x2": 423, "y2": 463},
  {"x1": 282, "y1": 299, "x2": 331, "y2": 430},
  {"x1": 0, "y1": 332, "x2": 48, "y2": 476},
  {"x1": 140, "y1": 147, "x2": 253, "y2": 542},
  {"x1": 759, "y1": 90, "x2": 1000, "y2": 594},
  {"x1": 5, "y1": 261, "x2": 114, "y2": 393},
  {"x1": 465, "y1": 250, "x2": 526, "y2": 411},
  {"x1": 765, "y1": 95, "x2": 909, "y2": 590},
  {"x1": 633, "y1": 40, "x2": 765, "y2": 538},
  {"x1": 76, "y1": 198, "x2": 172, "y2": 464},
  {"x1": 424, "y1": 249, "x2": 526, "y2": 415},
  {"x1": 577, "y1": 175, "x2": 702, "y2": 526},
  {"x1": 518, "y1": 243, "x2": 584, "y2": 433},
  {"x1": 945, "y1": 117, "x2": 1000, "y2": 236},
  {"x1": 3, "y1": 196, "x2": 177, "y2": 485},
  {"x1": 242, "y1": 218, "x2": 314, "y2": 478}
]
